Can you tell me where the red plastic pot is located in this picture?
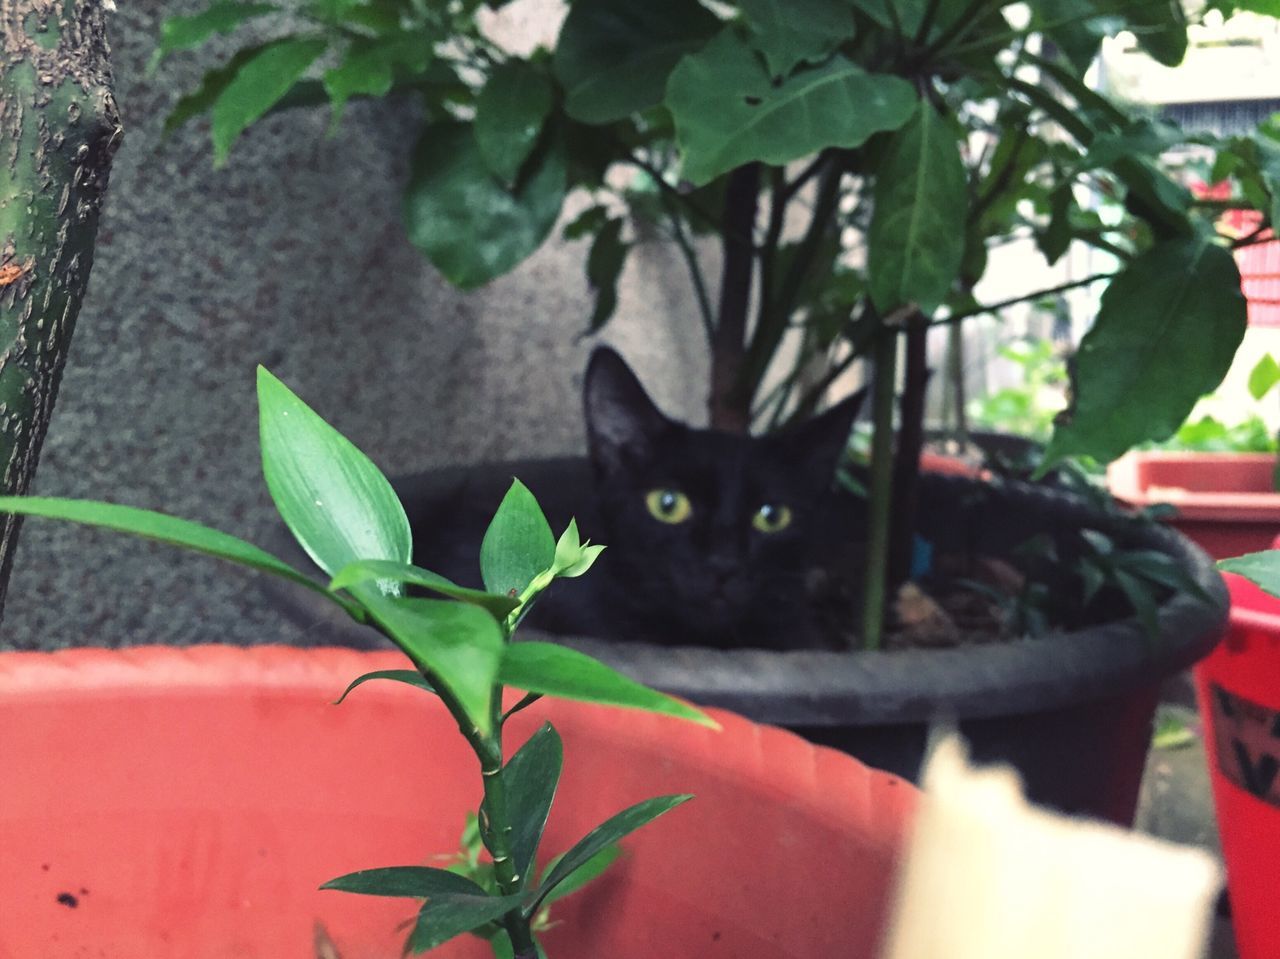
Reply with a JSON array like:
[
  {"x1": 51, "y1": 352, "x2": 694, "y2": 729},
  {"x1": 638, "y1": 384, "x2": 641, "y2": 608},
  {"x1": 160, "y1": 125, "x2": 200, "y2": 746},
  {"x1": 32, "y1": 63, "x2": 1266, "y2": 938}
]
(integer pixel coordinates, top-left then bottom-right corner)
[
  {"x1": 0, "y1": 646, "x2": 916, "y2": 959},
  {"x1": 1195, "y1": 573, "x2": 1280, "y2": 959},
  {"x1": 1108, "y1": 451, "x2": 1280, "y2": 560}
]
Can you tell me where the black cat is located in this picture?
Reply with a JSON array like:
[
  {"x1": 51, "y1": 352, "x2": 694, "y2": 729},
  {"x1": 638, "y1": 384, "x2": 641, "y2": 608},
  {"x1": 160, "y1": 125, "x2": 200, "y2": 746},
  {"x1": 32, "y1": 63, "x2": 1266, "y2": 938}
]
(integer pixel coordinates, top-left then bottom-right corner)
[{"x1": 410, "y1": 347, "x2": 863, "y2": 650}]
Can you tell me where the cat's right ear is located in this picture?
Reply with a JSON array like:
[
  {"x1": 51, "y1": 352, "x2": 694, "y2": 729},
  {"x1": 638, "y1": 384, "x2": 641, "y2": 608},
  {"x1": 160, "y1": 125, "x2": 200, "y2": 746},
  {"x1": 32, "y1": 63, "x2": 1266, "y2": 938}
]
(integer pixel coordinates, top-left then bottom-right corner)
[{"x1": 584, "y1": 347, "x2": 671, "y2": 476}]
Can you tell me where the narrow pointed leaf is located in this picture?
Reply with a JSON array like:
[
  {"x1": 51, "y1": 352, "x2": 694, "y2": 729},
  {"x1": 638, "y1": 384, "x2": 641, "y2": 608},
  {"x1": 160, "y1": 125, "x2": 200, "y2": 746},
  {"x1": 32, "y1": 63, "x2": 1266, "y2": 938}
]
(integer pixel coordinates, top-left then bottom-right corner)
[
  {"x1": 1220, "y1": 551, "x2": 1280, "y2": 598},
  {"x1": 503, "y1": 723, "x2": 564, "y2": 889},
  {"x1": 352, "y1": 586, "x2": 503, "y2": 735},
  {"x1": 332, "y1": 669, "x2": 434, "y2": 705},
  {"x1": 480, "y1": 480, "x2": 556, "y2": 597},
  {"x1": 322, "y1": 866, "x2": 485, "y2": 898},
  {"x1": 528, "y1": 795, "x2": 692, "y2": 914},
  {"x1": 500, "y1": 641, "x2": 717, "y2": 728},
  {"x1": 331, "y1": 559, "x2": 519, "y2": 618},
  {"x1": 0, "y1": 496, "x2": 353, "y2": 613},
  {"x1": 212, "y1": 37, "x2": 328, "y2": 164},
  {"x1": 258, "y1": 366, "x2": 411, "y2": 578},
  {"x1": 666, "y1": 30, "x2": 916, "y2": 186},
  {"x1": 553, "y1": 0, "x2": 721, "y2": 124},
  {"x1": 406, "y1": 892, "x2": 525, "y2": 953},
  {"x1": 1042, "y1": 238, "x2": 1246, "y2": 468},
  {"x1": 538, "y1": 844, "x2": 622, "y2": 905},
  {"x1": 867, "y1": 102, "x2": 968, "y2": 314}
]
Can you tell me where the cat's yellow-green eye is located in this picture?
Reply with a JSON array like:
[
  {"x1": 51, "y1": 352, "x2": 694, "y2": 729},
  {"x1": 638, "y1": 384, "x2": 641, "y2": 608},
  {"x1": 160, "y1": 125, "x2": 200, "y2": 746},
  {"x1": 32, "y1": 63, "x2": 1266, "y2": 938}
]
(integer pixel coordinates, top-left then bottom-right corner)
[
  {"x1": 645, "y1": 488, "x2": 692, "y2": 524},
  {"x1": 752, "y1": 503, "x2": 792, "y2": 534}
]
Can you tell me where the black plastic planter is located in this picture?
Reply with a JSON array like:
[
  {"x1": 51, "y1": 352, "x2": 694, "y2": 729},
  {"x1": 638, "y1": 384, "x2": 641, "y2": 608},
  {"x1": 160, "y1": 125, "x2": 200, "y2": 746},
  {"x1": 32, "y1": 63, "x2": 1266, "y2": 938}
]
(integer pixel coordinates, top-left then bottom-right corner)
[{"x1": 262, "y1": 457, "x2": 1228, "y2": 825}]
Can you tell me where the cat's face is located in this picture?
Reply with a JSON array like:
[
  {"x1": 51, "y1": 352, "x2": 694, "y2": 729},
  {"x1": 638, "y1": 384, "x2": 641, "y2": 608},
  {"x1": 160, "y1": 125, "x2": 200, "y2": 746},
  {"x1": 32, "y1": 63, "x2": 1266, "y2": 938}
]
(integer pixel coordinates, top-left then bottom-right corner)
[{"x1": 582, "y1": 347, "x2": 862, "y2": 647}]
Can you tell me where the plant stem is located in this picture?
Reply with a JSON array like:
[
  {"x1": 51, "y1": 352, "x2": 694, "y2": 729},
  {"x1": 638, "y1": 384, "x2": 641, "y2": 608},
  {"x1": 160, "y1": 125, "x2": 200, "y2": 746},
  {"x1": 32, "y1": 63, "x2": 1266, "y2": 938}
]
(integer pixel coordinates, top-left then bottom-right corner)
[
  {"x1": 941, "y1": 271, "x2": 1117, "y2": 324},
  {"x1": 660, "y1": 192, "x2": 716, "y2": 342},
  {"x1": 889, "y1": 315, "x2": 928, "y2": 590},
  {"x1": 476, "y1": 718, "x2": 537, "y2": 957},
  {"x1": 860, "y1": 322, "x2": 899, "y2": 652},
  {"x1": 709, "y1": 163, "x2": 761, "y2": 431}
]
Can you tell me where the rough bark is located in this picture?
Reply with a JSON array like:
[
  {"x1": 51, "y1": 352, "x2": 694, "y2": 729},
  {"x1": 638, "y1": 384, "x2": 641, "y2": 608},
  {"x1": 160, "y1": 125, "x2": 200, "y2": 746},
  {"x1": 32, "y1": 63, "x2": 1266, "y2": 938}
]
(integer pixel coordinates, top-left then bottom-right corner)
[{"x1": 0, "y1": 0, "x2": 122, "y2": 618}]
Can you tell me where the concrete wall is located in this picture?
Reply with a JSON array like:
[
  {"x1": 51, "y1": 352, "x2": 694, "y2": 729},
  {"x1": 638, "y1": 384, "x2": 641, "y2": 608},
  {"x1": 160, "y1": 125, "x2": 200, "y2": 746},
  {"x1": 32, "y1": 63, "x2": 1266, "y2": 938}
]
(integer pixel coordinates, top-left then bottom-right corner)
[{"x1": 0, "y1": 2, "x2": 706, "y2": 650}]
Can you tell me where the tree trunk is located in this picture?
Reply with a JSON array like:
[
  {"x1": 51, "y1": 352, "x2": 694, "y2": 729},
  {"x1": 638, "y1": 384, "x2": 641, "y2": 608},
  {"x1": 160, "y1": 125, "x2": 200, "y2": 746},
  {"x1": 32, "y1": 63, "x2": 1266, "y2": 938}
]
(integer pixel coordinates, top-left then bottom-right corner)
[{"x1": 0, "y1": 0, "x2": 122, "y2": 618}]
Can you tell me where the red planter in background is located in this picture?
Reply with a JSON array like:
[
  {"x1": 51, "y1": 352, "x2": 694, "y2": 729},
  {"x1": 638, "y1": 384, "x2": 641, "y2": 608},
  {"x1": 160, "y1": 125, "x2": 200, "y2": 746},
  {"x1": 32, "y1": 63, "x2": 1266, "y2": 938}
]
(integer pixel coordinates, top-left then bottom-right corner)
[
  {"x1": 1108, "y1": 451, "x2": 1280, "y2": 560},
  {"x1": 0, "y1": 646, "x2": 916, "y2": 959},
  {"x1": 1195, "y1": 573, "x2": 1280, "y2": 959}
]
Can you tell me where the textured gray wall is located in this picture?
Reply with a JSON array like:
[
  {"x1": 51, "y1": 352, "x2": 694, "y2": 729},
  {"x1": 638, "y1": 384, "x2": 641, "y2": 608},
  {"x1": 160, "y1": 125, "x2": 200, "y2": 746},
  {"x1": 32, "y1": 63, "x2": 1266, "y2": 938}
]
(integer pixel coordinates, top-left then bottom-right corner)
[{"x1": 0, "y1": 3, "x2": 707, "y2": 649}]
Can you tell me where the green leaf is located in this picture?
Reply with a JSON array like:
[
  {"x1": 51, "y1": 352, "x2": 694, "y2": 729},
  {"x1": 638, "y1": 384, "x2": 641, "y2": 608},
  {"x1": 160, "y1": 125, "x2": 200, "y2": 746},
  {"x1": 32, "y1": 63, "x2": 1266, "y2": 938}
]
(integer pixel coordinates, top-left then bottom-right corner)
[
  {"x1": 1249, "y1": 353, "x2": 1280, "y2": 401},
  {"x1": 500, "y1": 641, "x2": 716, "y2": 727},
  {"x1": 667, "y1": 29, "x2": 916, "y2": 186},
  {"x1": 562, "y1": 204, "x2": 611, "y2": 241},
  {"x1": 211, "y1": 37, "x2": 328, "y2": 165},
  {"x1": 404, "y1": 123, "x2": 567, "y2": 289},
  {"x1": 1038, "y1": 183, "x2": 1073, "y2": 265},
  {"x1": 503, "y1": 723, "x2": 564, "y2": 890},
  {"x1": 1220, "y1": 550, "x2": 1280, "y2": 598},
  {"x1": 480, "y1": 480, "x2": 556, "y2": 598},
  {"x1": 844, "y1": 0, "x2": 972, "y2": 39},
  {"x1": 1112, "y1": 567, "x2": 1160, "y2": 639},
  {"x1": 322, "y1": 865, "x2": 486, "y2": 898},
  {"x1": 867, "y1": 102, "x2": 968, "y2": 314},
  {"x1": 538, "y1": 844, "x2": 622, "y2": 905},
  {"x1": 552, "y1": 518, "x2": 605, "y2": 579},
  {"x1": 349, "y1": 586, "x2": 504, "y2": 735},
  {"x1": 258, "y1": 367, "x2": 411, "y2": 578},
  {"x1": 1126, "y1": 0, "x2": 1188, "y2": 67},
  {"x1": 330, "y1": 559, "x2": 519, "y2": 618},
  {"x1": 0, "y1": 495, "x2": 353, "y2": 613},
  {"x1": 553, "y1": 0, "x2": 722, "y2": 124},
  {"x1": 476, "y1": 59, "x2": 555, "y2": 185},
  {"x1": 323, "y1": 35, "x2": 431, "y2": 128},
  {"x1": 332, "y1": 668, "x2": 434, "y2": 704},
  {"x1": 584, "y1": 218, "x2": 629, "y2": 334},
  {"x1": 528, "y1": 795, "x2": 692, "y2": 914},
  {"x1": 1041, "y1": 238, "x2": 1247, "y2": 468},
  {"x1": 152, "y1": 1, "x2": 277, "y2": 67},
  {"x1": 406, "y1": 892, "x2": 524, "y2": 954},
  {"x1": 163, "y1": 46, "x2": 264, "y2": 137},
  {"x1": 737, "y1": 0, "x2": 854, "y2": 77}
]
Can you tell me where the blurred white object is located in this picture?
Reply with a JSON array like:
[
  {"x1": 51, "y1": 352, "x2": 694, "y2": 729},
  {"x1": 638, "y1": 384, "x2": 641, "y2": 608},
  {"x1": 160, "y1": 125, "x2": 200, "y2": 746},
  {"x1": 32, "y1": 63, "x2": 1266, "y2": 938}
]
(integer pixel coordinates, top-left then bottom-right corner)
[{"x1": 881, "y1": 734, "x2": 1222, "y2": 959}]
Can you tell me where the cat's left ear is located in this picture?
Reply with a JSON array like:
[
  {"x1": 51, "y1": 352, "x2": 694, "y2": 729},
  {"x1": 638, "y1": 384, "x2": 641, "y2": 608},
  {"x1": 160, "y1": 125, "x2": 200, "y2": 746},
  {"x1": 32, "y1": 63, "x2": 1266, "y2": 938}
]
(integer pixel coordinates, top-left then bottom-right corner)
[{"x1": 770, "y1": 388, "x2": 866, "y2": 482}]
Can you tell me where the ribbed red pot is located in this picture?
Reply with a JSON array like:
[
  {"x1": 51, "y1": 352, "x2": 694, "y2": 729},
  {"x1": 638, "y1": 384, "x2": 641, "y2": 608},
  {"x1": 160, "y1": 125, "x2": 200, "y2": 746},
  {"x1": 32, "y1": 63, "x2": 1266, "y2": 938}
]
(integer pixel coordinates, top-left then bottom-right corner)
[{"x1": 0, "y1": 646, "x2": 916, "y2": 959}]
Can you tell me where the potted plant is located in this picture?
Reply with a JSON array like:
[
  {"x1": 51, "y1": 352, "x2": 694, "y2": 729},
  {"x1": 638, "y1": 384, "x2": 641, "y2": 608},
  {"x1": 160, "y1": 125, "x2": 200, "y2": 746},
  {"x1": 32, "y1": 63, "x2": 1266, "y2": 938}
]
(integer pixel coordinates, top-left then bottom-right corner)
[
  {"x1": 0, "y1": 368, "x2": 917, "y2": 957},
  {"x1": 147, "y1": 0, "x2": 1266, "y2": 822}
]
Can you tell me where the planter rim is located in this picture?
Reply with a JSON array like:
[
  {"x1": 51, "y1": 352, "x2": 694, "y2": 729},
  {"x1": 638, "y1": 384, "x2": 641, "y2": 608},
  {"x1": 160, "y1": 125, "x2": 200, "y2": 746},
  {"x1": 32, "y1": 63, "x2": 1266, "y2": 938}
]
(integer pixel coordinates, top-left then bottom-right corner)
[
  {"x1": 1108, "y1": 450, "x2": 1280, "y2": 521},
  {"x1": 261, "y1": 458, "x2": 1229, "y2": 727}
]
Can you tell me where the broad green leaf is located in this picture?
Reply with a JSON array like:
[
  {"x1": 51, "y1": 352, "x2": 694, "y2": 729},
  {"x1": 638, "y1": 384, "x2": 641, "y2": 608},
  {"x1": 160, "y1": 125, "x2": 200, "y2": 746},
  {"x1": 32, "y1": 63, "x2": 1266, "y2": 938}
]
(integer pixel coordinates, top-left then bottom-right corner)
[
  {"x1": 332, "y1": 668, "x2": 434, "y2": 704},
  {"x1": 1034, "y1": 0, "x2": 1109, "y2": 72},
  {"x1": 844, "y1": 0, "x2": 969, "y2": 40},
  {"x1": 667, "y1": 29, "x2": 916, "y2": 186},
  {"x1": 211, "y1": 37, "x2": 328, "y2": 165},
  {"x1": 1042, "y1": 238, "x2": 1246, "y2": 468},
  {"x1": 330, "y1": 559, "x2": 519, "y2": 618},
  {"x1": 258, "y1": 367, "x2": 411, "y2": 578},
  {"x1": 737, "y1": 0, "x2": 854, "y2": 77},
  {"x1": 322, "y1": 865, "x2": 486, "y2": 898},
  {"x1": 584, "y1": 218, "x2": 628, "y2": 334},
  {"x1": 1125, "y1": 0, "x2": 1188, "y2": 67},
  {"x1": 1221, "y1": 551, "x2": 1280, "y2": 597},
  {"x1": 562, "y1": 204, "x2": 611, "y2": 241},
  {"x1": 152, "y1": 1, "x2": 276, "y2": 66},
  {"x1": 404, "y1": 123, "x2": 567, "y2": 289},
  {"x1": 503, "y1": 723, "x2": 564, "y2": 890},
  {"x1": 1038, "y1": 183, "x2": 1073, "y2": 265},
  {"x1": 323, "y1": 35, "x2": 431, "y2": 127},
  {"x1": 480, "y1": 480, "x2": 556, "y2": 598},
  {"x1": 867, "y1": 102, "x2": 967, "y2": 314},
  {"x1": 351, "y1": 586, "x2": 504, "y2": 734},
  {"x1": 407, "y1": 892, "x2": 524, "y2": 954},
  {"x1": 1250, "y1": 354, "x2": 1280, "y2": 401},
  {"x1": 163, "y1": 46, "x2": 264, "y2": 137},
  {"x1": 500, "y1": 641, "x2": 716, "y2": 727},
  {"x1": 476, "y1": 60, "x2": 555, "y2": 185},
  {"x1": 539, "y1": 844, "x2": 622, "y2": 905},
  {"x1": 0, "y1": 496, "x2": 354, "y2": 614},
  {"x1": 528, "y1": 795, "x2": 692, "y2": 913},
  {"x1": 553, "y1": 0, "x2": 721, "y2": 124}
]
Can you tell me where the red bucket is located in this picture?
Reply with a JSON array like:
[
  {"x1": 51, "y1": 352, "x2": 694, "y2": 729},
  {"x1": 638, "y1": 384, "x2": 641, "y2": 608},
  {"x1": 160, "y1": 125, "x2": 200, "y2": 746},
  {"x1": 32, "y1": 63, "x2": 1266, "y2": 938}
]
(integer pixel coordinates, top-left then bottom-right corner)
[{"x1": 1195, "y1": 572, "x2": 1280, "y2": 958}]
